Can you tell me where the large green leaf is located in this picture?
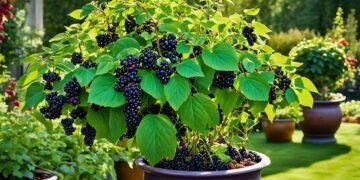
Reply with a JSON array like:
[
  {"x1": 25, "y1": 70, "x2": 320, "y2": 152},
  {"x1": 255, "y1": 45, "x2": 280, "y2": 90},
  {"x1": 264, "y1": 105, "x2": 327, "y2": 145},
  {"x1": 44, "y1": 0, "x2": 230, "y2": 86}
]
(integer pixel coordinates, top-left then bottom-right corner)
[
  {"x1": 215, "y1": 89, "x2": 240, "y2": 116},
  {"x1": 244, "y1": 8, "x2": 260, "y2": 16},
  {"x1": 294, "y1": 76, "x2": 318, "y2": 93},
  {"x1": 270, "y1": 53, "x2": 288, "y2": 66},
  {"x1": 96, "y1": 54, "x2": 117, "y2": 75},
  {"x1": 295, "y1": 89, "x2": 313, "y2": 108},
  {"x1": 139, "y1": 70, "x2": 166, "y2": 102},
  {"x1": 108, "y1": 108, "x2": 127, "y2": 143},
  {"x1": 87, "y1": 108, "x2": 110, "y2": 139},
  {"x1": 178, "y1": 94, "x2": 219, "y2": 134},
  {"x1": 136, "y1": 114, "x2": 177, "y2": 165},
  {"x1": 88, "y1": 74, "x2": 126, "y2": 107},
  {"x1": 164, "y1": 75, "x2": 191, "y2": 111},
  {"x1": 23, "y1": 83, "x2": 45, "y2": 109},
  {"x1": 202, "y1": 42, "x2": 239, "y2": 71},
  {"x1": 176, "y1": 41, "x2": 191, "y2": 54},
  {"x1": 112, "y1": 37, "x2": 141, "y2": 57},
  {"x1": 176, "y1": 60, "x2": 204, "y2": 78},
  {"x1": 285, "y1": 88, "x2": 299, "y2": 104},
  {"x1": 235, "y1": 73, "x2": 270, "y2": 101},
  {"x1": 240, "y1": 52, "x2": 261, "y2": 72},
  {"x1": 74, "y1": 67, "x2": 96, "y2": 87}
]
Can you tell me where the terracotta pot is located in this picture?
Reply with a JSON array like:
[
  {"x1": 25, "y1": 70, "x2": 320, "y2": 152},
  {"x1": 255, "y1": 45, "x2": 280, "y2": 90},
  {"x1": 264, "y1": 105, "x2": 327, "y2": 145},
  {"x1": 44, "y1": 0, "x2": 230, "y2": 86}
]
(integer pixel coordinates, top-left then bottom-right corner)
[
  {"x1": 300, "y1": 97, "x2": 345, "y2": 143},
  {"x1": 135, "y1": 152, "x2": 271, "y2": 180},
  {"x1": 262, "y1": 119, "x2": 295, "y2": 142},
  {"x1": 115, "y1": 161, "x2": 143, "y2": 180}
]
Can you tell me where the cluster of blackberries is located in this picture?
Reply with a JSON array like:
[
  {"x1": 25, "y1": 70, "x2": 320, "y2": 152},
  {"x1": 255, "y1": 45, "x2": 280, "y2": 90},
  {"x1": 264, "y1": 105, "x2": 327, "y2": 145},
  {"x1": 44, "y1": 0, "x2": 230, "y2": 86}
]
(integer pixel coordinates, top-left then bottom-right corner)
[
  {"x1": 64, "y1": 78, "x2": 82, "y2": 105},
  {"x1": 139, "y1": 48, "x2": 159, "y2": 69},
  {"x1": 190, "y1": 46, "x2": 202, "y2": 58},
  {"x1": 125, "y1": 15, "x2": 138, "y2": 34},
  {"x1": 71, "y1": 52, "x2": 83, "y2": 65},
  {"x1": 96, "y1": 21, "x2": 119, "y2": 47},
  {"x1": 80, "y1": 60, "x2": 95, "y2": 69},
  {"x1": 242, "y1": 26, "x2": 257, "y2": 46},
  {"x1": 268, "y1": 87, "x2": 277, "y2": 104},
  {"x1": 81, "y1": 123, "x2": 96, "y2": 147},
  {"x1": 114, "y1": 55, "x2": 142, "y2": 92},
  {"x1": 142, "y1": 19, "x2": 154, "y2": 34},
  {"x1": 156, "y1": 34, "x2": 181, "y2": 63},
  {"x1": 40, "y1": 92, "x2": 66, "y2": 120},
  {"x1": 212, "y1": 71, "x2": 235, "y2": 89},
  {"x1": 42, "y1": 71, "x2": 61, "y2": 90},
  {"x1": 70, "y1": 107, "x2": 87, "y2": 119},
  {"x1": 61, "y1": 118, "x2": 75, "y2": 135},
  {"x1": 274, "y1": 67, "x2": 291, "y2": 90},
  {"x1": 156, "y1": 61, "x2": 174, "y2": 84}
]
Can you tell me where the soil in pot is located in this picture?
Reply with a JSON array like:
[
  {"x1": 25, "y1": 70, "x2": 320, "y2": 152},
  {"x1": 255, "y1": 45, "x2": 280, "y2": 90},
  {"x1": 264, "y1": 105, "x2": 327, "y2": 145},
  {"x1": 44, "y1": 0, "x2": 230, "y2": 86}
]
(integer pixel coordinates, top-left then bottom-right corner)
[
  {"x1": 300, "y1": 97, "x2": 345, "y2": 143},
  {"x1": 136, "y1": 146, "x2": 270, "y2": 180},
  {"x1": 262, "y1": 119, "x2": 295, "y2": 142},
  {"x1": 115, "y1": 161, "x2": 143, "y2": 180}
]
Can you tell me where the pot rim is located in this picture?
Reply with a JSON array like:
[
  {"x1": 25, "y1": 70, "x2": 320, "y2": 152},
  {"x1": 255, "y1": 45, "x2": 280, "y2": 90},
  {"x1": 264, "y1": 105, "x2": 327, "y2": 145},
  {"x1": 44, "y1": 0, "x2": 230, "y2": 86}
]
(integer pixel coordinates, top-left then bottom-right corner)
[
  {"x1": 135, "y1": 151, "x2": 271, "y2": 177},
  {"x1": 313, "y1": 96, "x2": 346, "y2": 104}
]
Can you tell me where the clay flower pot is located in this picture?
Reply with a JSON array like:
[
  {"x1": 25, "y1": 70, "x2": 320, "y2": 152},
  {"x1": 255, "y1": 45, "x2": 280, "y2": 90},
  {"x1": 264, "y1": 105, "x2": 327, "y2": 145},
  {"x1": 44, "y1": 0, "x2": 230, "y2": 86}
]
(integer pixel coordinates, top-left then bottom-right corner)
[
  {"x1": 135, "y1": 152, "x2": 271, "y2": 180},
  {"x1": 115, "y1": 161, "x2": 144, "y2": 180},
  {"x1": 300, "y1": 97, "x2": 346, "y2": 143},
  {"x1": 262, "y1": 119, "x2": 295, "y2": 142}
]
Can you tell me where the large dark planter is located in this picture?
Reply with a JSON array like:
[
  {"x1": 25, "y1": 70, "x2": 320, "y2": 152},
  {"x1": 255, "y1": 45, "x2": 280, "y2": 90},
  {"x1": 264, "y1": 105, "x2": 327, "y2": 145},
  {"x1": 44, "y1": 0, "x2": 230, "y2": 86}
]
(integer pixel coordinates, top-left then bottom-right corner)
[
  {"x1": 300, "y1": 97, "x2": 346, "y2": 143},
  {"x1": 262, "y1": 119, "x2": 295, "y2": 142},
  {"x1": 135, "y1": 152, "x2": 271, "y2": 180},
  {"x1": 115, "y1": 161, "x2": 143, "y2": 180}
]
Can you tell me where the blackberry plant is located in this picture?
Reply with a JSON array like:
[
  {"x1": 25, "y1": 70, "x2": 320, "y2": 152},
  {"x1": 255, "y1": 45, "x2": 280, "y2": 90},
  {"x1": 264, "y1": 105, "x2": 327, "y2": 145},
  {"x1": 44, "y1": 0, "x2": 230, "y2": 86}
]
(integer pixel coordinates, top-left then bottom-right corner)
[
  {"x1": 19, "y1": 0, "x2": 316, "y2": 171},
  {"x1": 61, "y1": 118, "x2": 76, "y2": 135}
]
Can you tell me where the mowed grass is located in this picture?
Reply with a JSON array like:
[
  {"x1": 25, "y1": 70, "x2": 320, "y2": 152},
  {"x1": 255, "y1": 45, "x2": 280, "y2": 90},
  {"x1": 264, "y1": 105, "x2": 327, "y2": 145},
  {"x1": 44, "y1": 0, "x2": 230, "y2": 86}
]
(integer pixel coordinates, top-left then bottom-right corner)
[{"x1": 246, "y1": 123, "x2": 360, "y2": 180}]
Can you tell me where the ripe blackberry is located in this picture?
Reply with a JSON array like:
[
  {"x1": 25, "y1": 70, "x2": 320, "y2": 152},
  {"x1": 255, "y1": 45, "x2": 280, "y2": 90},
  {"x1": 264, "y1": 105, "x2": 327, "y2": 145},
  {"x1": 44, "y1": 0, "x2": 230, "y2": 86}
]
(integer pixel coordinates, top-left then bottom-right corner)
[
  {"x1": 112, "y1": 21, "x2": 119, "y2": 27},
  {"x1": 164, "y1": 50, "x2": 179, "y2": 63},
  {"x1": 226, "y1": 145, "x2": 241, "y2": 160},
  {"x1": 61, "y1": 118, "x2": 75, "y2": 135},
  {"x1": 122, "y1": 84, "x2": 143, "y2": 138},
  {"x1": 64, "y1": 78, "x2": 82, "y2": 105},
  {"x1": 80, "y1": 60, "x2": 94, "y2": 69},
  {"x1": 268, "y1": 87, "x2": 277, "y2": 104},
  {"x1": 155, "y1": 61, "x2": 174, "y2": 84},
  {"x1": 44, "y1": 82, "x2": 53, "y2": 90},
  {"x1": 212, "y1": 71, "x2": 235, "y2": 89},
  {"x1": 273, "y1": 67, "x2": 291, "y2": 91},
  {"x1": 114, "y1": 72, "x2": 141, "y2": 92},
  {"x1": 120, "y1": 55, "x2": 140, "y2": 72},
  {"x1": 188, "y1": 153, "x2": 204, "y2": 171},
  {"x1": 125, "y1": 15, "x2": 138, "y2": 33},
  {"x1": 40, "y1": 92, "x2": 66, "y2": 120},
  {"x1": 100, "y1": 3, "x2": 106, "y2": 10},
  {"x1": 142, "y1": 103, "x2": 161, "y2": 115},
  {"x1": 142, "y1": 19, "x2": 154, "y2": 34},
  {"x1": 211, "y1": 155, "x2": 228, "y2": 170},
  {"x1": 242, "y1": 26, "x2": 257, "y2": 46},
  {"x1": 139, "y1": 48, "x2": 158, "y2": 69},
  {"x1": 190, "y1": 46, "x2": 202, "y2": 58},
  {"x1": 111, "y1": 33, "x2": 119, "y2": 42},
  {"x1": 96, "y1": 34, "x2": 112, "y2": 47},
  {"x1": 70, "y1": 107, "x2": 87, "y2": 119},
  {"x1": 159, "y1": 34, "x2": 178, "y2": 51},
  {"x1": 81, "y1": 123, "x2": 96, "y2": 147},
  {"x1": 71, "y1": 52, "x2": 83, "y2": 65},
  {"x1": 43, "y1": 72, "x2": 61, "y2": 82}
]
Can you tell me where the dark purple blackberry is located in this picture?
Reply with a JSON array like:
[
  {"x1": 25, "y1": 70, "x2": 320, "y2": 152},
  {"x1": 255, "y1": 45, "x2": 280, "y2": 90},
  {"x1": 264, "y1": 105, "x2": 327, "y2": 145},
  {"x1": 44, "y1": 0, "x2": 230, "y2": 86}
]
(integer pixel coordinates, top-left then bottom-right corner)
[
  {"x1": 142, "y1": 19, "x2": 154, "y2": 34},
  {"x1": 61, "y1": 118, "x2": 75, "y2": 135},
  {"x1": 155, "y1": 61, "x2": 174, "y2": 84},
  {"x1": 190, "y1": 46, "x2": 202, "y2": 58},
  {"x1": 71, "y1": 52, "x2": 83, "y2": 65},
  {"x1": 108, "y1": 26, "x2": 116, "y2": 33},
  {"x1": 64, "y1": 78, "x2": 82, "y2": 106},
  {"x1": 70, "y1": 107, "x2": 87, "y2": 119},
  {"x1": 139, "y1": 48, "x2": 158, "y2": 69},
  {"x1": 142, "y1": 103, "x2": 161, "y2": 115},
  {"x1": 44, "y1": 82, "x2": 53, "y2": 90},
  {"x1": 159, "y1": 34, "x2": 178, "y2": 51},
  {"x1": 114, "y1": 67, "x2": 126, "y2": 78},
  {"x1": 112, "y1": 21, "x2": 119, "y2": 27},
  {"x1": 111, "y1": 33, "x2": 119, "y2": 42},
  {"x1": 40, "y1": 92, "x2": 66, "y2": 120},
  {"x1": 211, "y1": 155, "x2": 228, "y2": 170},
  {"x1": 226, "y1": 145, "x2": 241, "y2": 160},
  {"x1": 242, "y1": 26, "x2": 257, "y2": 46},
  {"x1": 212, "y1": 71, "x2": 235, "y2": 89},
  {"x1": 80, "y1": 60, "x2": 94, "y2": 69},
  {"x1": 125, "y1": 15, "x2": 138, "y2": 33},
  {"x1": 273, "y1": 67, "x2": 291, "y2": 90},
  {"x1": 188, "y1": 153, "x2": 204, "y2": 171},
  {"x1": 164, "y1": 50, "x2": 179, "y2": 63},
  {"x1": 122, "y1": 84, "x2": 143, "y2": 138},
  {"x1": 120, "y1": 55, "x2": 140, "y2": 72},
  {"x1": 114, "y1": 72, "x2": 141, "y2": 92},
  {"x1": 100, "y1": 3, "x2": 106, "y2": 10},
  {"x1": 96, "y1": 34, "x2": 112, "y2": 47},
  {"x1": 43, "y1": 72, "x2": 61, "y2": 82},
  {"x1": 268, "y1": 87, "x2": 277, "y2": 104},
  {"x1": 123, "y1": 84, "x2": 142, "y2": 106},
  {"x1": 81, "y1": 123, "x2": 96, "y2": 147}
]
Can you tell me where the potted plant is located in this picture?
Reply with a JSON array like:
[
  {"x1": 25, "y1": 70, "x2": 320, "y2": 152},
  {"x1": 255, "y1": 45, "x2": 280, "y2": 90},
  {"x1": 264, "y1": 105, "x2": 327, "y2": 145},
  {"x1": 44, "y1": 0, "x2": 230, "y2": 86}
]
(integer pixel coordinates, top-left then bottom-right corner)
[
  {"x1": 18, "y1": 0, "x2": 314, "y2": 179},
  {"x1": 290, "y1": 37, "x2": 352, "y2": 143},
  {"x1": 262, "y1": 106, "x2": 302, "y2": 142}
]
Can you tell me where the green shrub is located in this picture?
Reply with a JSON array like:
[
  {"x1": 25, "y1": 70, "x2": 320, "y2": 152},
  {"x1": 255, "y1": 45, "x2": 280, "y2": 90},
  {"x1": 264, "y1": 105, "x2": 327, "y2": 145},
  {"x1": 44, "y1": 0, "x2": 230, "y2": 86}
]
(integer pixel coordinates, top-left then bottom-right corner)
[
  {"x1": 340, "y1": 100, "x2": 360, "y2": 117},
  {"x1": 267, "y1": 28, "x2": 316, "y2": 55},
  {"x1": 275, "y1": 105, "x2": 303, "y2": 122},
  {"x1": 290, "y1": 38, "x2": 349, "y2": 95}
]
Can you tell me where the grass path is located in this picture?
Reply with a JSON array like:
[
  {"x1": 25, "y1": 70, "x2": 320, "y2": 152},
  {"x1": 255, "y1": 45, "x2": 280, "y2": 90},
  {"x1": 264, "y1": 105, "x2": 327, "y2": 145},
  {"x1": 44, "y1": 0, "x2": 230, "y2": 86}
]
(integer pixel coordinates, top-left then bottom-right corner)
[{"x1": 247, "y1": 123, "x2": 360, "y2": 180}]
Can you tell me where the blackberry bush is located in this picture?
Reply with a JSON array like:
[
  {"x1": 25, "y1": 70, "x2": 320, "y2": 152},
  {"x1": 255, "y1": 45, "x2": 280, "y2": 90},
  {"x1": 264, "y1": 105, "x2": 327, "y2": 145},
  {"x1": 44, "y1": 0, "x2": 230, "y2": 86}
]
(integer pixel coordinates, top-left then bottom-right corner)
[{"x1": 19, "y1": 0, "x2": 316, "y2": 171}]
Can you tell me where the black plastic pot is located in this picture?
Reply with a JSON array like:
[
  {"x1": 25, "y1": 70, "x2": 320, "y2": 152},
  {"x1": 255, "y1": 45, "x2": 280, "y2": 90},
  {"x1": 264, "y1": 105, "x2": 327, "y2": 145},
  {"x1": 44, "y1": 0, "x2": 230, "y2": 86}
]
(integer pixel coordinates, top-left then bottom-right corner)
[{"x1": 135, "y1": 152, "x2": 271, "y2": 180}]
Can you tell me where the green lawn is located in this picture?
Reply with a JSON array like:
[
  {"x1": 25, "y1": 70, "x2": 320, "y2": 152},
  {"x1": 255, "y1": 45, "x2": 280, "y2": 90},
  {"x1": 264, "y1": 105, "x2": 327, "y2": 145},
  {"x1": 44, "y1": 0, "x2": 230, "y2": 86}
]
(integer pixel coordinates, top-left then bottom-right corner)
[{"x1": 247, "y1": 123, "x2": 360, "y2": 180}]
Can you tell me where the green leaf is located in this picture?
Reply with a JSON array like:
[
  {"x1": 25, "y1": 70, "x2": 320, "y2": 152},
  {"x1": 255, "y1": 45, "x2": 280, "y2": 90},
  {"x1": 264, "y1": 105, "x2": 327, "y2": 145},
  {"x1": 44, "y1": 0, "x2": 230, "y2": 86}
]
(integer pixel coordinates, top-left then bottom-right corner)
[
  {"x1": 176, "y1": 41, "x2": 191, "y2": 54},
  {"x1": 159, "y1": 23, "x2": 179, "y2": 33},
  {"x1": 202, "y1": 42, "x2": 239, "y2": 71},
  {"x1": 294, "y1": 76, "x2": 318, "y2": 93},
  {"x1": 211, "y1": 144, "x2": 232, "y2": 163},
  {"x1": 17, "y1": 71, "x2": 40, "y2": 88},
  {"x1": 270, "y1": 53, "x2": 289, "y2": 66},
  {"x1": 285, "y1": 88, "x2": 299, "y2": 104},
  {"x1": 56, "y1": 62, "x2": 76, "y2": 72},
  {"x1": 178, "y1": 94, "x2": 219, "y2": 134},
  {"x1": 87, "y1": 108, "x2": 110, "y2": 139},
  {"x1": 108, "y1": 108, "x2": 127, "y2": 143},
  {"x1": 23, "y1": 83, "x2": 45, "y2": 109},
  {"x1": 252, "y1": 22, "x2": 271, "y2": 38},
  {"x1": 112, "y1": 37, "x2": 141, "y2": 57},
  {"x1": 215, "y1": 89, "x2": 239, "y2": 116},
  {"x1": 139, "y1": 70, "x2": 166, "y2": 102},
  {"x1": 240, "y1": 52, "x2": 261, "y2": 72},
  {"x1": 176, "y1": 60, "x2": 204, "y2": 78},
  {"x1": 260, "y1": 71, "x2": 275, "y2": 83},
  {"x1": 164, "y1": 75, "x2": 191, "y2": 111},
  {"x1": 264, "y1": 104, "x2": 275, "y2": 121},
  {"x1": 49, "y1": 33, "x2": 67, "y2": 42},
  {"x1": 88, "y1": 74, "x2": 126, "y2": 107},
  {"x1": 136, "y1": 114, "x2": 177, "y2": 165},
  {"x1": 95, "y1": 54, "x2": 117, "y2": 75},
  {"x1": 74, "y1": 67, "x2": 96, "y2": 87},
  {"x1": 68, "y1": 9, "x2": 85, "y2": 20},
  {"x1": 235, "y1": 73, "x2": 270, "y2": 101},
  {"x1": 295, "y1": 89, "x2": 313, "y2": 108},
  {"x1": 249, "y1": 101, "x2": 268, "y2": 118},
  {"x1": 194, "y1": 60, "x2": 215, "y2": 93},
  {"x1": 244, "y1": 8, "x2": 260, "y2": 16},
  {"x1": 81, "y1": 4, "x2": 96, "y2": 17}
]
